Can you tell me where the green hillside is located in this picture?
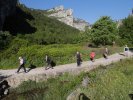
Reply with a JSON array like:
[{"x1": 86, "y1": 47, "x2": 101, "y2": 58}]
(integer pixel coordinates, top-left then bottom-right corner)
[
  {"x1": 0, "y1": 4, "x2": 90, "y2": 69},
  {"x1": 3, "y1": 4, "x2": 80, "y2": 45}
]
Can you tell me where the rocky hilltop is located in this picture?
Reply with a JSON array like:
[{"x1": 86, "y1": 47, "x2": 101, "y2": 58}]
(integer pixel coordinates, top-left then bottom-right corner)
[
  {"x1": 0, "y1": 0, "x2": 18, "y2": 31},
  {"x1": 47, "y1": 5, "x2": 90, "y2": 31}
]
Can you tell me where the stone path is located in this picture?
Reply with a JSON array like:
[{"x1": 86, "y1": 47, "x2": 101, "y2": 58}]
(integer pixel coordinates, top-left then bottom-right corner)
[{"x1": 0, "y1": 52, "x2": 133, "y2": 88}]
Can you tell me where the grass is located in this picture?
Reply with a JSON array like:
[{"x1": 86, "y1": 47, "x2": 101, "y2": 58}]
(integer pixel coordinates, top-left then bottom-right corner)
[
  {"x1": 3, "y1": 58, "x2": 133, "y2": 100},
  {"x1": 80, "y1": 58, "x2": 133, "y2": 100},
  {"x1": 4, "y1": 73, "x2": 84, "y2": 100}
]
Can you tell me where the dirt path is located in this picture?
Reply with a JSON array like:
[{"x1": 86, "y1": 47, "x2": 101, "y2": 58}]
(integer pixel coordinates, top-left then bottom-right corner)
[{"x1": 0, "y1": 52, "x2": 133, "y2": 87}]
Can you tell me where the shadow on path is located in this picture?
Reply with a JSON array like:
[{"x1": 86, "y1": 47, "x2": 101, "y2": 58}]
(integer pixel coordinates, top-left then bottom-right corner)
[
  {"x1": 0, "y1": 74, "x2": 11, "y2": 82},
  {"x1": 27, "y1": 64, "x2": 36, "y2": 72}
]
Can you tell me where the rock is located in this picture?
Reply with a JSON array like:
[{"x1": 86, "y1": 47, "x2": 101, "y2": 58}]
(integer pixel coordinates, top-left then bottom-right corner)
[
  {"x1": 48, "y1": 5, "x2": 64, "y2": 12},
  {"x1": 67, "y1": 88, "x2": 90, "y2": 100},
  {"x1": 0, "y1": 0, "x2": 17, "y2": 31},
  {"x1": 0, "y1": 80, "x2": 10, "y2": 98},
  {"x1": 82, "y1": 76, "x2": 89, "y2": 87},
  {"x1": 66, "y1": 88, "x2": 81, "y2": 100},
  {"x1": 48, "y1": 5, "x2": 90, "y2": 31}
]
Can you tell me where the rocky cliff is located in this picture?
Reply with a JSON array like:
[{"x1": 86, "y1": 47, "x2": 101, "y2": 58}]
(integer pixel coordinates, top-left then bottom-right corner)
[
  {"x1": 0, "y1": 0, "x2": 18, "y2": 31},
  {"x1": 47, "y1": 5, "x2": 90, "y2": 31}
]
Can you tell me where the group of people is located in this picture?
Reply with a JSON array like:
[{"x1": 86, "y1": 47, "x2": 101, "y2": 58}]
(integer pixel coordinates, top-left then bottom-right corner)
[
  {"x1": 16, "y1": 45, "x2": 130, "y2": 73},
  {"x1": 16, "y1": 55, "x2": 54, "y2": 73},
  {"x1": 76, "y1": 45, "x2": 130, "y2": 67},
  {"x1": 76, "y1": 47, "x2": 109, "y2": 66}
]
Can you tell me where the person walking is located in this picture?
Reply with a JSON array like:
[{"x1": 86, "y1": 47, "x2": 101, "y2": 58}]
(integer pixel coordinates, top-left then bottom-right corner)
[
  {"x1": 124, "y1": 45, "x2": 129, "y2": 56},
  {"x1": 16, "y1": 56, "x2": 26, "y2": 73},
  {"x1": 76, "y1": 51, "x2": 82, "y2": 66},
  {"x1": 45, "y1": 55, "x2": 53, "y2": 70},
  {"x1": 90, "y1": 51, "x2": 95, "y2": 62},
  {"x1": 103, "y1": 47, "x2": 108, "y2": 59}
]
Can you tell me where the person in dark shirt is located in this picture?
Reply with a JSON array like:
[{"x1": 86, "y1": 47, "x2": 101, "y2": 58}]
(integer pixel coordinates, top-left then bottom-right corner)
[
  {"x1": 76, "y1": 51, "x2": 82, "y2": 66},
  {"x1": 124, "y1": 45, "x2": 129, "y2": 56},
  {"x1": 45, "y1": 55, "x2": 53, "y2": 70}
]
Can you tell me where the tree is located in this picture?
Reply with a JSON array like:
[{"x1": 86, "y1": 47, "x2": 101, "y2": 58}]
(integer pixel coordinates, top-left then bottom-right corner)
[
  {"x1": 90, "y1": 16, "x2": 118, "y2": 46},
  {"x1": 119, "y1": 15, "x2": 133, "y2": 45},
  {"x1": 0, "y1": 31, "x2": 12, "y2": 50}
]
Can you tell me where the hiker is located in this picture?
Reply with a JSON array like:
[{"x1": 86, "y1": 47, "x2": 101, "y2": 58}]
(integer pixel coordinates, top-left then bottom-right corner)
[
  {"x1": 124, "y1": 45, "x2": 129, "y2": 56},
  {"x1": 16, "y1": 56, "x2": 26, "y2": 73},
  {"x1": 90, "y1": 51, "x2": 95, "y2": 62},
  {"x1": 76, "y1": 51, "x2": 82, "y2": 66},
  {"x1": 103, "y1": 47, "x2": 108, "y2": 59},
  {"x1": 45, "y1": 55, "x2": 53, "y2": 70}
]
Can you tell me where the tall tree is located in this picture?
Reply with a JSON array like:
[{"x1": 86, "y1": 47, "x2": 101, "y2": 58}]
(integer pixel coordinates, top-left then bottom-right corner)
[
  {"x1": 90, "y1": 16, "x2": 118, "y2": 46},
  {"x1": 119, "y1": 15, "x2": 133, "y2": 45}
]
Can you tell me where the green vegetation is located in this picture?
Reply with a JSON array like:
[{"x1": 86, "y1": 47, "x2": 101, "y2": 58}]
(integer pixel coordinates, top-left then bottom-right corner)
[
  {"x1": 0, "y1": 4, "x2": 132, "y2": 69},
  {"x1": 90, "y1": 16, "x2": 118, "y2": 46},
  {"x1": 118, "y1": 15, "x2": 133, "y2": 46},
  {"x1": 3, "y1": 4, "x2": 86, "y2": 45},
  {"x1": 4, "y1": 73, "x2": 84, "y2": 100},
  {"x1": 0, "y1": 31, "x2": 12, "y2": 50},
  {"x1": 0, "y1": 4, "x2": 90, "y2": 69},
  {"x1": 0, "y1": 42, "x2": 122, "y2": 69},
  {"x1": 81, "y1": 59, "x2": 133, "y2": 100},
  {"x1": 4, "y1": 59, "x2": 133, "y2": 100}
]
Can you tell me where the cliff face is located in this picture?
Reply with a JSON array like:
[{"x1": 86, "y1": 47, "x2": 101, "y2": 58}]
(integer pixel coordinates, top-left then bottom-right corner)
[
  {"x1": 48, "y1": 6, "x2": 73, "y2": 26},
  {"x1": 0, "y1": 0, "x2": 17, "y2": 31},
  {"x1": 48, "y1": 5, "x2": 90, "y2": 31}
]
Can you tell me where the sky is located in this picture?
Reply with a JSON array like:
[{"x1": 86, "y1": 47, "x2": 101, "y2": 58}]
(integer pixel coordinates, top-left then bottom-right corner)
[{"x1": 19, "y1": 0, "x2": 133, "y2": 24}]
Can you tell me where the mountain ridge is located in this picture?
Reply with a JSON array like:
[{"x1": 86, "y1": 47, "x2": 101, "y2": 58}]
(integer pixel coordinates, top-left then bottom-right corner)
[{"x1": 47, "y1": 5, "x2": 91, "y2": 31}]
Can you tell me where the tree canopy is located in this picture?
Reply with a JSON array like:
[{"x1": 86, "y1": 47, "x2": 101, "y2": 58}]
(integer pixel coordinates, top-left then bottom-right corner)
[
  {"x1": 90, "y1": 16, "x2": 118, "y2": 46},
  {"x1": 119, "y1": 15, "x2": 133, "y2": 45}
]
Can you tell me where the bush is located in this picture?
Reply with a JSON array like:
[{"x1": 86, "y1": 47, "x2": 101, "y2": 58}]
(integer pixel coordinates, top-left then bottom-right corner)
[{"x1": 90, "y1": 16, "x2": 118, "y2": 46}]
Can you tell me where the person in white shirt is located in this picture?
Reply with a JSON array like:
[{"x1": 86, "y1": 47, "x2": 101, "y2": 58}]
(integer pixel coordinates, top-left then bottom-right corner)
[{"x1": 16, "y1": 56, "x2": 26, "y2": 73}]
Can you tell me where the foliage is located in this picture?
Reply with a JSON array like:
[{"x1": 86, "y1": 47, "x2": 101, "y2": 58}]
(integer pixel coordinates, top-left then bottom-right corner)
[
  {"x1": 0, "y1": 31, "x2": 12, "y2": 50},
  {"x1": 90, "y1": 16, "x2": 118, "y2": 46},
  {"x1": 81, "y1": 59, "x2": 133, "y2": 100},
  {"x1": 3, "y1": 4, "x2": 83, "y2": 45},
  {"x1": 4, "y1": 73, "x2": 84, "y2": 100},
  {"x1": 119, "y1": 15, "x2": 133, "y2": 45},
  {"x1": 0, "y1": 4, "x2": 90, "y2": 68},
  {"x1": 0, "y1": 37, "x2": 30, "y2": 60}
]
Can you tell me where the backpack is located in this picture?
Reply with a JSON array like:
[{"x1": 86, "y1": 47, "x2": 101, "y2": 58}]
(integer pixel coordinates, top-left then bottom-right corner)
[{"x1": 23, "y1": 58, "x2": 26, "y2": 64}]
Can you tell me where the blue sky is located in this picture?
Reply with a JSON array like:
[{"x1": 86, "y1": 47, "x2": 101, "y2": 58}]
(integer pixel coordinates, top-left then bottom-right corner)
[{"x1": 20, "y1": 0, "x2": 133, "y2": 24}]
